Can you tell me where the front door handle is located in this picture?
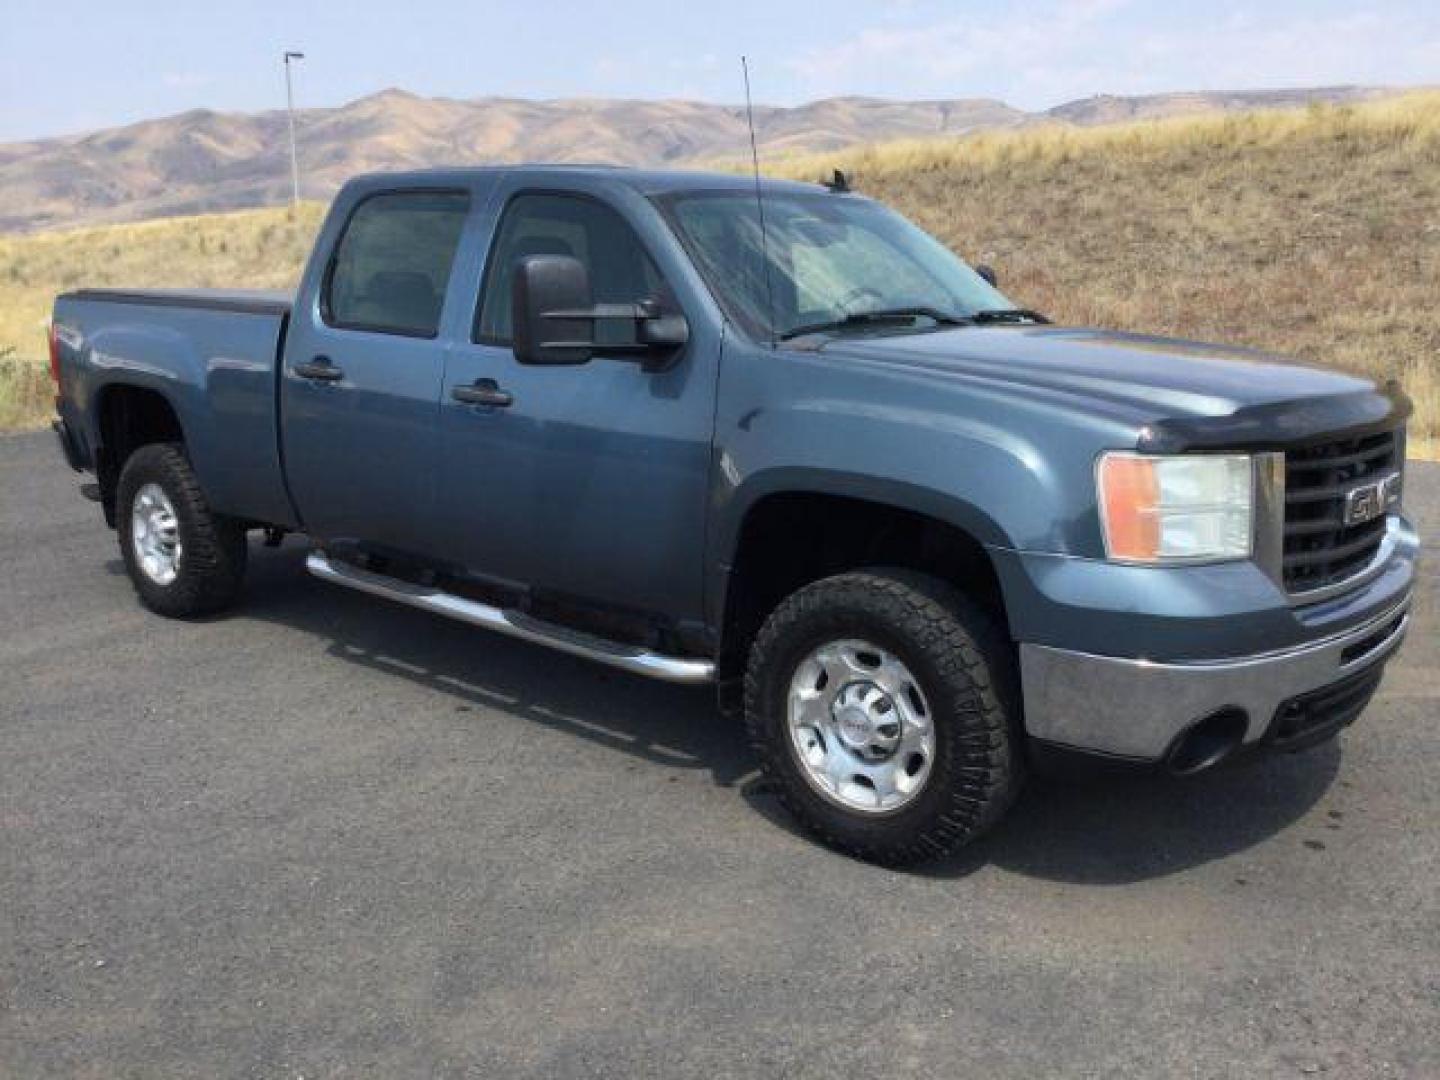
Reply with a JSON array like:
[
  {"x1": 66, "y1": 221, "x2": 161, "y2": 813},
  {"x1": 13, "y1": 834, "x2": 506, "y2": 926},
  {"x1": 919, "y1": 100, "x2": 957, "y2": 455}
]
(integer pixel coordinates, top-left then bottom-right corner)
[
  {"x1": 294, "y1": 357, "x2": 344, "y2": 382},
  {"x1": 452, "y1": 378, "x2": 513, "y2": 408}
]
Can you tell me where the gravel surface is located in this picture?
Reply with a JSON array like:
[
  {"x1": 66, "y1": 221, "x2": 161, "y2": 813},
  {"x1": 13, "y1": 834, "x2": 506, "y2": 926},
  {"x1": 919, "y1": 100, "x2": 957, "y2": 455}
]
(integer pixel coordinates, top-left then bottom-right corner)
[{"x1": 2, "y1": 430, "x2": 1436, "y2": 1078}]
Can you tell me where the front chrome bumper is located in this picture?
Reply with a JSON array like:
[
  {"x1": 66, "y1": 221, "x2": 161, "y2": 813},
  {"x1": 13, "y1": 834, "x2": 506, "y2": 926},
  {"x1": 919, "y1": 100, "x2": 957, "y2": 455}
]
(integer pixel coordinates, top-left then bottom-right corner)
[{"x1": 1019, "y1": 593, "x2": 1411, "y2": 760}]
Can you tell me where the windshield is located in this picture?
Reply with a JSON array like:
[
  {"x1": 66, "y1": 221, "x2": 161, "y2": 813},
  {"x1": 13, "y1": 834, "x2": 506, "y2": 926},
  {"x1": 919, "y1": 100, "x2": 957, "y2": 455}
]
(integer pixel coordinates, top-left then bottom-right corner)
[{"x1": 658, "y1": 190, "x2": 1014, "y2": 341}]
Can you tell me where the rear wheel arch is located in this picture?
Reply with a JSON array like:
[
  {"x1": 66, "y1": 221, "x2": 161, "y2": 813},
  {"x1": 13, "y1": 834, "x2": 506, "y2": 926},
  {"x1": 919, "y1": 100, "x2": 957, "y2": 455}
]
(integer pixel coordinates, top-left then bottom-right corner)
[{"x1": 93, "y1": 383, "x2": 188, "y2": 525}]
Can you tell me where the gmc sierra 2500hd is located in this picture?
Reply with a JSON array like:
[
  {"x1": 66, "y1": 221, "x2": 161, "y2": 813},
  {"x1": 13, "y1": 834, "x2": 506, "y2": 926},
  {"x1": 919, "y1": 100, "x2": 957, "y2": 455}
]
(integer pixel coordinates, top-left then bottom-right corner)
[{"x1": 50, "y1": 166, "x2": 1418, "y2": 864}]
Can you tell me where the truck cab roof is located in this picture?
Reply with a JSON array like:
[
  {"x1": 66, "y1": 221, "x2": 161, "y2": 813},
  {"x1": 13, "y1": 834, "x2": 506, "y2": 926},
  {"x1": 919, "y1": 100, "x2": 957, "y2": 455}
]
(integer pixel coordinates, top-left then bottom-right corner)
[{"x1": 339, "y1": 164, "x2": 834, "y2": 199}]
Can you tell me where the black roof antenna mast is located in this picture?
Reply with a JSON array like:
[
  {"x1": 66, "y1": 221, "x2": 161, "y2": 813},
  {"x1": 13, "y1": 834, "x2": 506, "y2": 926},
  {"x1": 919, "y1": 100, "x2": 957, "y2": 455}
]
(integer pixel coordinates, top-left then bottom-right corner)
[{"x1": 741, "y1": 56, "x2": 777, "y2": 348}]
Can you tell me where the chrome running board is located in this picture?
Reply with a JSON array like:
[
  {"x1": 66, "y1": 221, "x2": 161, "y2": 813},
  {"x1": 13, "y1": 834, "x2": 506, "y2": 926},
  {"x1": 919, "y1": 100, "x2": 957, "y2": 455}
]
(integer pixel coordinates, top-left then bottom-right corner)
[{"x1": 305, "y1": 550, "x2": 716, "y2": 685}]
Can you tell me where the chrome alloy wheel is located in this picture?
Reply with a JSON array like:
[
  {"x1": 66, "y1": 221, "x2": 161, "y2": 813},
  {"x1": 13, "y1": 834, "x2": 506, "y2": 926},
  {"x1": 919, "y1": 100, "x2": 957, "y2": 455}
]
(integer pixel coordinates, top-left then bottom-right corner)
[
  {"x1": 786, "y1": 638, "x2": 935, "y2": 814},
  {"x1": 131, "y1": 482, "x2": 182, "y2": 586}
]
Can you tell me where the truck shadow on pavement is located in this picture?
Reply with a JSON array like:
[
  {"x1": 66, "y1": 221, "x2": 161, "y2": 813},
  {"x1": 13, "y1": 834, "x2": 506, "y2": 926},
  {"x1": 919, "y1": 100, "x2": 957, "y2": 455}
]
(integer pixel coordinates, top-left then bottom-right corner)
[
  {"x1": 933, "y1": 742, "x2": 1340, "y2": 884},
  {"x1": 228, "y1": 542, "x2": 1341, "y2": 887}
]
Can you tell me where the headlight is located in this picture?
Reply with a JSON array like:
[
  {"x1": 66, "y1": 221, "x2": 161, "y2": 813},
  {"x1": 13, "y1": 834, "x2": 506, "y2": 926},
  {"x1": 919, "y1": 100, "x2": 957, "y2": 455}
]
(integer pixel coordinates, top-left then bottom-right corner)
[{"x1": 1097, "y1": 453, "x2": 1253, "y2": 563}]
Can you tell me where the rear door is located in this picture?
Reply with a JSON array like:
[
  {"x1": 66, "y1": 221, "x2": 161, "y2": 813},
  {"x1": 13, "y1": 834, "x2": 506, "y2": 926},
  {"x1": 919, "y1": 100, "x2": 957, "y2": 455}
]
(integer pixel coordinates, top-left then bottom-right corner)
[{"x1": 281, "y1": 188, "x2": 471, "y2": 552}]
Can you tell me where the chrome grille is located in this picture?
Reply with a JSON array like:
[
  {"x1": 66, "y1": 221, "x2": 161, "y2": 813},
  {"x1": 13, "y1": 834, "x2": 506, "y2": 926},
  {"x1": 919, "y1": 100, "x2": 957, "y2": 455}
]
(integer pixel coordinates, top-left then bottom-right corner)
[{"x1": 1282, "y1": 429, "x2": 1399, "y2": 594}]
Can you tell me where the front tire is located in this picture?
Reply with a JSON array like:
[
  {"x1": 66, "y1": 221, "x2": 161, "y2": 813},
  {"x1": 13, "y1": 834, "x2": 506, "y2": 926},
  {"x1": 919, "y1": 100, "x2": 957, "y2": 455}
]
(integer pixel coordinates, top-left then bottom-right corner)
[
  {"x1": 744, "y1": 569, "x2": 1022, "y2": 866},
  {"x1": 116, "y1": 442, "x2": 247, "y2": 617}
]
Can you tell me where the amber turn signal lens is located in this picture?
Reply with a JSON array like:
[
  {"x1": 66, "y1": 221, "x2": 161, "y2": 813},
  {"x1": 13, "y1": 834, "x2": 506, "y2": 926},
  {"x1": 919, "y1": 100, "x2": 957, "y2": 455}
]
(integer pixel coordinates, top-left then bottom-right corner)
[{"x1": 1098, "y1": 454, "x2": 1162, "y2": 561}]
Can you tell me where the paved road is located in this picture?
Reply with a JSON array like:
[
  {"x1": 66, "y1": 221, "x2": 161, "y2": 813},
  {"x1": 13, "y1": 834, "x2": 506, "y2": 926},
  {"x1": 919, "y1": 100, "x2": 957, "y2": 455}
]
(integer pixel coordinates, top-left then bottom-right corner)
[{"x1": 2, "y1": 430, "x2": 1436, "y2": 1079}]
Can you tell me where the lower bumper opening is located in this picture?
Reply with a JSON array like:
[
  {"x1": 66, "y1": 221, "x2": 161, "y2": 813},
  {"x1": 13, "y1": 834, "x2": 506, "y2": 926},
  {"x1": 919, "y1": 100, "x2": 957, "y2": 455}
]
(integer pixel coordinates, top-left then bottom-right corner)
[
  {"x1": 1165, "y1": 708, "x2": 1248, "y2": 776},
  {"x1": 1266, "y1": 666, "x2": 1385, "y2": 753}
]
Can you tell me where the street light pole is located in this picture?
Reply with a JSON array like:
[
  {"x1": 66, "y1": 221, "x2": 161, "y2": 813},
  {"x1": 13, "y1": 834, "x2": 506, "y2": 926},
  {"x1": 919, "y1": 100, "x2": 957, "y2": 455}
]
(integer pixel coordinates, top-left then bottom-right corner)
[{"x1": 283, "y1": 51, "x2": 305, "y2": 206}]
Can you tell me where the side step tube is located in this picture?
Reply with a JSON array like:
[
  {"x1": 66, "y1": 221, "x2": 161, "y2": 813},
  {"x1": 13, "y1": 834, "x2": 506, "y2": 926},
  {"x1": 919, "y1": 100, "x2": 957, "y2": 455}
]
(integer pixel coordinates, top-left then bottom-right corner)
[{"x1": 305, "y1": 551, "x2": 716, "y2": 686}]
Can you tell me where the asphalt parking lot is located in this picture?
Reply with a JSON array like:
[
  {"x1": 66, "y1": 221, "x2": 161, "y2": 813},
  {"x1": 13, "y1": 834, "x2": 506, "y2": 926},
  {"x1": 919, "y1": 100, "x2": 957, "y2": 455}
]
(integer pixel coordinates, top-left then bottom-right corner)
[{"x1": 2, "y1": 429, "x2": 1437, "y2": 1078}]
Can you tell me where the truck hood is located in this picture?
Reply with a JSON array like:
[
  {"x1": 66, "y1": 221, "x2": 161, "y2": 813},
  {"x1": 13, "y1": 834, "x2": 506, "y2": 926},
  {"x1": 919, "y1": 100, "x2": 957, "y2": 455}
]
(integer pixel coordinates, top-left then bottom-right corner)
[{"x1": 818, "y1": 326, "x2": 1408, "y2": 451}]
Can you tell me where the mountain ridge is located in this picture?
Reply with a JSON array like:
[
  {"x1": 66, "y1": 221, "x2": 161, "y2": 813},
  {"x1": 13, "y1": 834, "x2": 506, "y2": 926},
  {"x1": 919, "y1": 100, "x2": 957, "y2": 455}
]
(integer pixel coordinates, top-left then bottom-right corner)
[{"x1": 0, "y1": 84, "x2": 1406, "y2": 233}]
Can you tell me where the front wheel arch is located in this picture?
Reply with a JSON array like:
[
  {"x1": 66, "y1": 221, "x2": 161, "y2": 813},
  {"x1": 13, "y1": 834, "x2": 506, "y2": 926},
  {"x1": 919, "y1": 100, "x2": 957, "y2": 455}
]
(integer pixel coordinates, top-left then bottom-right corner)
[{"x1": 716, "y1": 490, "x2": 1012, "y2": 691}]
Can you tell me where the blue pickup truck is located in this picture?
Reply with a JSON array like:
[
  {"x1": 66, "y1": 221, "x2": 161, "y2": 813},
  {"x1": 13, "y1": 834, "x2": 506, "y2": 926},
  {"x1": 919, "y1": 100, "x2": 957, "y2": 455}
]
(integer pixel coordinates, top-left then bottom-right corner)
[{"x1": 49, "y1": 166, "x2": 1418, "y2": 864}]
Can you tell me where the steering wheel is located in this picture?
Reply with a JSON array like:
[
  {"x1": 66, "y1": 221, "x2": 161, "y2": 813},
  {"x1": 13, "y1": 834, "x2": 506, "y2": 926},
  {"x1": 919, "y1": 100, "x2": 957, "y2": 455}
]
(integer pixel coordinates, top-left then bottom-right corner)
[{"x1": 837, "y1": 286, "x2": 885, "y2": 313}]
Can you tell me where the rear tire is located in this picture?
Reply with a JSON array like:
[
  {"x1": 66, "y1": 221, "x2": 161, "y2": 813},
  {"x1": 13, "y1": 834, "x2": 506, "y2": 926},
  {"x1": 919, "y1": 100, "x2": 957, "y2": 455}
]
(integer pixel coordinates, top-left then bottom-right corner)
[
  {"x1": 116, "y1": 442, "x2": 247, "y2": 617},
  {"x1": 744, "y1": 568, "x2": 1022, "y2": 866}
]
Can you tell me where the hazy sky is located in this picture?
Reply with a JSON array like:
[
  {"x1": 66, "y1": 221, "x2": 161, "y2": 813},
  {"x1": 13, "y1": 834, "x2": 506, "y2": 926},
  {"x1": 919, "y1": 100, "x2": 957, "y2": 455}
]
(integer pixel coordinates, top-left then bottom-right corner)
[{"x1": 3, "y1": 0, "x2": 1436, "y2": 142}]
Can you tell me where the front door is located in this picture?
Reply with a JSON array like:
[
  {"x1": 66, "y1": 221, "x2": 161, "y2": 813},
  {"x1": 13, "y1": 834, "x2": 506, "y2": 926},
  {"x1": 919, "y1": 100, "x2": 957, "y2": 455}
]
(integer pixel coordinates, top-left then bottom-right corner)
[
  {"x1": 281, "y1": 189, "x2": 471, "y2": 553},
  {"x1": 437, "y1": 189, "x2": 717, "y2": 622}
]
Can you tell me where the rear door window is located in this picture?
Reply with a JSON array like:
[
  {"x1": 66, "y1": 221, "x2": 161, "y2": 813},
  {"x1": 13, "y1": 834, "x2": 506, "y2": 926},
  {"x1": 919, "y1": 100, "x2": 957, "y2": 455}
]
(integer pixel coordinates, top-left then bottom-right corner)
[{"x1": 324, "y1": 190, "x2": 471, "y2": 337}]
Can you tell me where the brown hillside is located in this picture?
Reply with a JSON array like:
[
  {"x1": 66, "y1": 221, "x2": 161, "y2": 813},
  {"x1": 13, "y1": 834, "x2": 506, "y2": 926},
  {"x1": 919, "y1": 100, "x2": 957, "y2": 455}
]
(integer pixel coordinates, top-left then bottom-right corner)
[
  {"x1": 2, "y1": 95, "x2": 1435, "y2": 456},
  {"x1": 0, "y1": 86, "x2": 1407, "y2": 234}
]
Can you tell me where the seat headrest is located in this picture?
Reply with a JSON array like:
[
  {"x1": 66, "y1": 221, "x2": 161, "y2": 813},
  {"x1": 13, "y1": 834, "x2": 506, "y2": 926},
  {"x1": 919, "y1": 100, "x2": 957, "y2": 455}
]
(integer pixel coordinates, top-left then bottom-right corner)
[{"x1": 511, "y1": 235, "x2": 577, "y2": 260}]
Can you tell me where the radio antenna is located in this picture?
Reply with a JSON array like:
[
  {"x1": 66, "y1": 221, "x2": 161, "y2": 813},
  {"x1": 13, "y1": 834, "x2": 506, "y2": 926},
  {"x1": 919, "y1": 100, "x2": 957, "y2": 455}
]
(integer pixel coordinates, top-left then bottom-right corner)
[{"x1": 741, "y1": 55, "x2": 777, "y2": 348}]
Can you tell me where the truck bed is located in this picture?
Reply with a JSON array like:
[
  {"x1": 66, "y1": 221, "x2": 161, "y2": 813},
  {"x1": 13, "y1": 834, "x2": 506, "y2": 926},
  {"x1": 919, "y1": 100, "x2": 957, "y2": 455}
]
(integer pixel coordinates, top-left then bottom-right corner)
[{"x1": 52, "y1": 287, "x2": 298, "y2": 530}]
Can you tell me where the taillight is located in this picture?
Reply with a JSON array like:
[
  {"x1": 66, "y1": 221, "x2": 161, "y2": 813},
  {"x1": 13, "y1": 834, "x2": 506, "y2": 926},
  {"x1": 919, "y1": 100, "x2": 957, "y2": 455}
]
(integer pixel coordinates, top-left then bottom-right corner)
[
  {"x1": 48, "y1": 322, "x2": 63, "y2": 410},
  {"x1": 48, "y1": 322, "x2": 62, "y2": 385}
]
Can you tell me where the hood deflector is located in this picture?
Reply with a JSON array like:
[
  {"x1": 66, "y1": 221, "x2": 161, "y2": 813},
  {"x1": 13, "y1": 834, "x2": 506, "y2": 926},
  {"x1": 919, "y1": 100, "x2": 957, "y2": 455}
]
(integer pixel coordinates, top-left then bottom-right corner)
[{"x1": 1137, "y1": 384, "x2": 1411, "y2": 454}]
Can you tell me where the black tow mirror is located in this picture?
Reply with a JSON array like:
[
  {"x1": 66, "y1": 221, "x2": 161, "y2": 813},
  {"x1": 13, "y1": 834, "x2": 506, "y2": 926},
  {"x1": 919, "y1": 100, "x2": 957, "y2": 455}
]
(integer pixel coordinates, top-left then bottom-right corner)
[
  {"x1": 512, "y1": 255, "x2": 595, "y2": 366},
  {"x1": 511, "y1": 254, "x2": 689, "y2": 371},
  {"x1": 975, "y1": 263, "x2": 999, "y2": 288}
]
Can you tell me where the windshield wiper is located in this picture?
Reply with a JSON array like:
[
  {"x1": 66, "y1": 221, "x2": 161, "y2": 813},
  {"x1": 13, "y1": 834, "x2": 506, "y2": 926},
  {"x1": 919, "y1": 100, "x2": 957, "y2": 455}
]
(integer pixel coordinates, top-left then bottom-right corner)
[
  {"x1": 778, "y1": 307, "x2": 971, "y2": 341},
  {"x1": 971, "y1": 308, "x2": 1049, "y2": 324}
]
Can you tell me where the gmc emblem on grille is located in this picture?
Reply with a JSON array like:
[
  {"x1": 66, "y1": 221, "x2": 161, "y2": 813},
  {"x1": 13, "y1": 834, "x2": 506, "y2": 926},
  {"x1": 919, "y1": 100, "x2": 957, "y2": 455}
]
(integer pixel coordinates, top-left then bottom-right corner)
[{"x1": 1343, "y1": 472, "x2": 1402, "y2": 526}]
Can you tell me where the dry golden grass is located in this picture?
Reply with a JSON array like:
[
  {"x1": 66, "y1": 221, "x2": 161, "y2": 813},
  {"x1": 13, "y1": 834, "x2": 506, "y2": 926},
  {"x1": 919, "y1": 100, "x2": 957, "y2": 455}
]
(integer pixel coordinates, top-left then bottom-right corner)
[
  {"x1": 0, "y1": 204, "x2": 325, "y2": 428},
  {"x1": 761, "y1": 93, "x2": 1440, "y2": 456},
  {"x1": 2, "y1": 94, "x2": 1437, "y2": 455}
]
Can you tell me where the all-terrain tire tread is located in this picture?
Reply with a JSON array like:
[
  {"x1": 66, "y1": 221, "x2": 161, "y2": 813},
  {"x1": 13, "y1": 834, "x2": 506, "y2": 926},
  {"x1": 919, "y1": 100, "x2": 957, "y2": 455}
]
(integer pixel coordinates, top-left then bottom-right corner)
[
  {"x1": 116, "y1": 442, "x2": 247, "y2": 617},
  {"x1": 743, "y1": 568, "x2": 1022, "y2": 866}
]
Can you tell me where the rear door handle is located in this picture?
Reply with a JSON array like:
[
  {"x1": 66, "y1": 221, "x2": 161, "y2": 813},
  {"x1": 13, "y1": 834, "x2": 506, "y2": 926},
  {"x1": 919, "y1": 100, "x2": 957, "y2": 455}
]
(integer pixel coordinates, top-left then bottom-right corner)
[
  {"x1": 451, "y1": 378, "x2": 513, "y2": 408},
  {"x1": 294, "y1": 357, "x2": 344, "y2": 381}
]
